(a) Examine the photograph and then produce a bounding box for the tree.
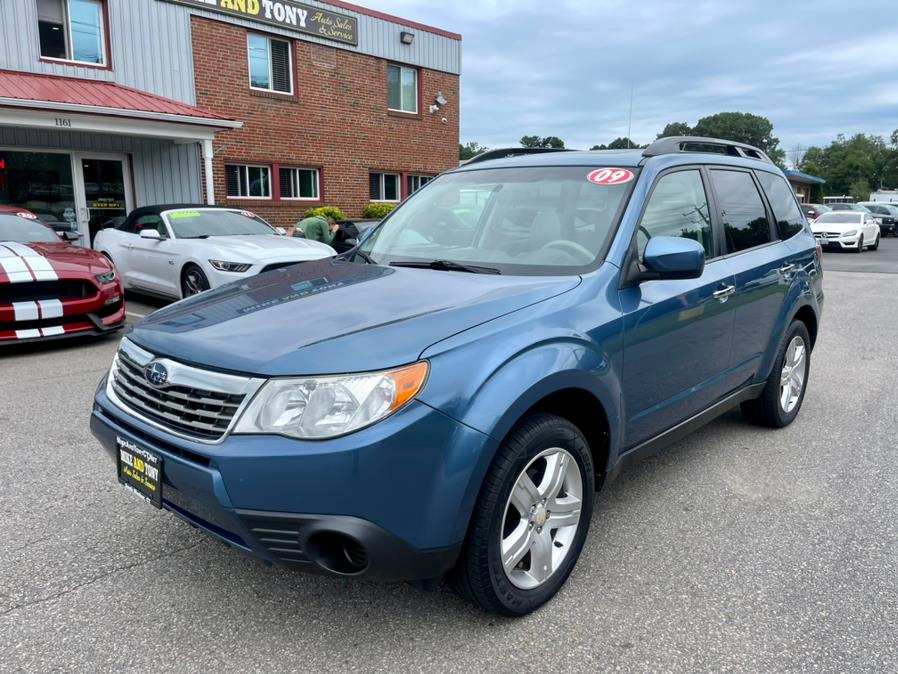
[520,135,565,149]
[656,122,692,139]
[850,179,872,202]
[591,137,638,150]
[691,112,786,166]
[459,142,488,161]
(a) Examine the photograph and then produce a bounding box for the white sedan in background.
[810,211,880,252]
[94,206,335,298]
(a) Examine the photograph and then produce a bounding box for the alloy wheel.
[500,448,583,590]
[184,270,207,296]
[780,335,807,414]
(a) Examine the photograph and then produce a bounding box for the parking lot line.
[126,311,147,319]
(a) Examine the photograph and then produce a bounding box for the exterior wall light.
[400,31,415,45]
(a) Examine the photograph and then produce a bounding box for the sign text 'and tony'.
[163,0,358,45]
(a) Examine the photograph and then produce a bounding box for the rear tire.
[181,264,210,298]
[871,234,880,251]
[741,320,811,428]
[450,413,594,616]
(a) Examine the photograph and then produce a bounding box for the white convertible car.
[93,205,335,298]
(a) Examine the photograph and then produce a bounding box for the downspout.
[202,139,215,205]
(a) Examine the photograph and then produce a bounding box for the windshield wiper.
[338,249,377,265]
[390,259,501,275]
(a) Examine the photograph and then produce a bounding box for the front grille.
[0,280,93,302]
[110,345,252,442]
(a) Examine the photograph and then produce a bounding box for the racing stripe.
[12,301,39,322]
[41,326,65,337]
[0,254,34,283]
[15,329,41,340]
[38,299,64,319]
[0,242,59,281]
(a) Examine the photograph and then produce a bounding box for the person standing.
[288,215,339,244]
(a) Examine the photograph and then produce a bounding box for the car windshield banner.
[161,0,358,45]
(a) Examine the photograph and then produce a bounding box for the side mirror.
[59,230,80,242]
[642,236,706,281]
[139,229,162,240]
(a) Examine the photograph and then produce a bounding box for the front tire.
[181,264,210,298]
[450,413,594,616]
[741,320,811,428]
[855,235,864,253]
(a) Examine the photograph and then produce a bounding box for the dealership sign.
[163,0,358,45]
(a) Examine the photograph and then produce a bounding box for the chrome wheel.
[501,448,583,590]
[780,335,807,414]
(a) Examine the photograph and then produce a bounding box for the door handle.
[780,264,796,275]
[713,285,736,302]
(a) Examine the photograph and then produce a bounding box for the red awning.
[0,70,237,128]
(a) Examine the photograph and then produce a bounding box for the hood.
[129,259,580,376]
[196,235,334,262]
[0,240,113,279]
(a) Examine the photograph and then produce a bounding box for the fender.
[755,272,820,384]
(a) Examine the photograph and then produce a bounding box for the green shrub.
[362,203,397,220]
[303,206,347,221]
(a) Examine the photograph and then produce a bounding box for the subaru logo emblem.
[145,361,169,387]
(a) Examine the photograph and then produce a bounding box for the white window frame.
[38,0,108,67]
[226,164,272,200]
[247,33,294,95]
[387,64,418,114]
[370,172,401,203]
[280,167,320,201]
[407,175,433,194]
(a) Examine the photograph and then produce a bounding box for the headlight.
[95,269,116,284]
[234,361,429,439]
[842,230,857,237]
[209,260,252,273]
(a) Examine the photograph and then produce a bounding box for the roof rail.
[462,147,571,166]
[642,136,773,164]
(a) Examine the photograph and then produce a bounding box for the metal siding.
[0,0,460,105]
[0,127,202,205]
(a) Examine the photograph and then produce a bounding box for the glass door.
[73,154,132,247]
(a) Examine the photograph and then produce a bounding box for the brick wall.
[191,16,460,225]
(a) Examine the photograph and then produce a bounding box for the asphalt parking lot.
[2,267,897,672]
[822,233,898,273]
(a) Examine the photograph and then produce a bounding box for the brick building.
[0,0,462,243]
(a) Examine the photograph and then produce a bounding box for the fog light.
[104,294,121,306]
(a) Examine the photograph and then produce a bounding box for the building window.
[280,168,319,200]
[407,175,433,195]
[247,34,292,94]
[226,164,271,199]
[370,172,401,202]
[387,64,418,113]
[37,0,107,65]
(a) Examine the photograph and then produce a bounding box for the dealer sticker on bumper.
[116,436,162,509]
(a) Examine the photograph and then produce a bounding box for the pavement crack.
[0,539,204,618]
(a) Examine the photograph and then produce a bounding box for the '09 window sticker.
[587,168,634,186]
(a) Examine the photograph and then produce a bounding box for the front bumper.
[816,234,862,249]
[0,281,125,344]
[91,386,495,581]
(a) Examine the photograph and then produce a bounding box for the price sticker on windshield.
[16,212,38,220]
[240,211,256,219]
[587,168,635,186]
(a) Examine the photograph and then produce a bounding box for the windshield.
[164,209,275,238]
[360,166,635,275]
[816,212,862,224]
[0,213,61,243]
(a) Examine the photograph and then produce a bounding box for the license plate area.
[117,436,163,509]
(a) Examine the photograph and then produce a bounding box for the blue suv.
[91,137,823,616]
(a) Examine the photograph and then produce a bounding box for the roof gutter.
[0,97,242,129]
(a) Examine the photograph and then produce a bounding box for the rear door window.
[710,170,773,253]
[756,171,805,240]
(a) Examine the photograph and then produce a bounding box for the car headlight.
[234,361,429,439]
[95,269,116,285]
[842,230,857,237]
[209,260,252,273]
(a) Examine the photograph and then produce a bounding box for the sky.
[353,0,898,164]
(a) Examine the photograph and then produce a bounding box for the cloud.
[353,0,898,153]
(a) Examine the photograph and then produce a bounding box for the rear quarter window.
[756,171,806,239]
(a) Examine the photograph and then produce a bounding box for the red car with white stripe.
[0,206,125,344]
